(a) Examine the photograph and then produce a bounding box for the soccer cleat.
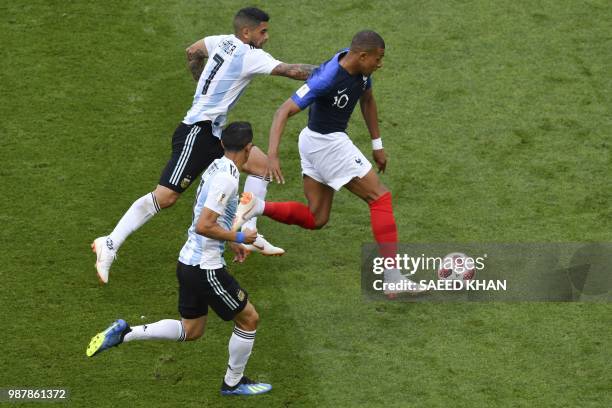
[86,319,130,357]
[91,236,117,284]
[221,376,272,396]
[383,269,428,299]
[232,192,261,232]
[243,234,285,256]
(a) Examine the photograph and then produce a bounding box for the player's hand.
[267,154,285,184]
[241,228,258,245]
[373,149,387,173]
[229,242,250,263]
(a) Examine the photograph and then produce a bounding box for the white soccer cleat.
[243,234,285,256]
[383,268,428,299]
[91,236,117,284]
[232,192,261,232]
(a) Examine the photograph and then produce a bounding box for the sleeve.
[203,35,224,55]
[365,76,372,90]
[243,49,283,75]
[290,71,331,110]
[203,173,238,215]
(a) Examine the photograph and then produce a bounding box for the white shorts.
[298,127,372,191]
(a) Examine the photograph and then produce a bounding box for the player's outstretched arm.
[271,63,317,81]
[185,39,209,81]
[360,89,387,173]
[196,208,257,244]
[268,98,302,183]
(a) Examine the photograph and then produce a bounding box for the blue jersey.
[291,49,372,134]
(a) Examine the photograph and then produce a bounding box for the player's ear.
[220,140,226,150]
[240,26,250,40]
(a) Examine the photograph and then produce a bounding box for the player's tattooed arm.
[271,63,317,80]
[186,39,209,81]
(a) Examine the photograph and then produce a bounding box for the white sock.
[123,319,185,342]
[108,192,160,250]
[242,176,268,231]
[224,326,256,386]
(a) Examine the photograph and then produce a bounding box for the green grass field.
[1,0,610,406]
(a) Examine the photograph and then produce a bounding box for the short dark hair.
[221,122,253,152]
[233,7,269,32]
[350,30,385,53]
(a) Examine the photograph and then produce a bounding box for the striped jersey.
[183,34,282,137]
[178,156,240,269]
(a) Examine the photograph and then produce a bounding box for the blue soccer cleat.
[221,376,272,396]
[86,319,130,357]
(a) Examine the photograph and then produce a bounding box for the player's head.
[233,7,270,49]
[221,122,254,169]
[349,30,385,75]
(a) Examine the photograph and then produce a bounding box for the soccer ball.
[437,252,475,281]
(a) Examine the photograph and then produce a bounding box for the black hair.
[233,7,270,32]
[350,30,385,53]
[221,122,253,152]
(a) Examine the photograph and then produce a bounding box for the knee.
[184,326,204,341]
[237,309,259,332]
[247,309,260,330]
[366,185,390,204]
[154,188,180,209]
[313,215,329,229]
[309,208,329,229]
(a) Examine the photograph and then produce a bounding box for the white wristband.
[371,138,383,150]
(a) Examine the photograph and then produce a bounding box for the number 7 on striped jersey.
[201,54,225,95]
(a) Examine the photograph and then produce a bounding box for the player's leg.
[92,121,222,283]
[240,146,284,256]
[345,169,395,257]
[234,126,336,231]
[86,261,210,357]
[221,301,271,396]
[86,317,194,357]
[123,316,206,342]
[91,187,163,283]
[224,301,259,386]
[202,267,270,395]
[241,146,269,231]
[345,170,426,295]
[234,175,334,231]
[302,175,335,228]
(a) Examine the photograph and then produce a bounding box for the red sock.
[369,192,398,261]
[263,201,317,230]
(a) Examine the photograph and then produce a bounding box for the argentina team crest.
[236,289,245,302]
[180,176,192,189]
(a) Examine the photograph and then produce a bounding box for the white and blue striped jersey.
[178,156,240,269]
[183,34,282,137]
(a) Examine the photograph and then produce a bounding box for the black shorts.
[176,262,248,321]
[159,121,224,193]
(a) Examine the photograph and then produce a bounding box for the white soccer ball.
[437,252,475,281]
